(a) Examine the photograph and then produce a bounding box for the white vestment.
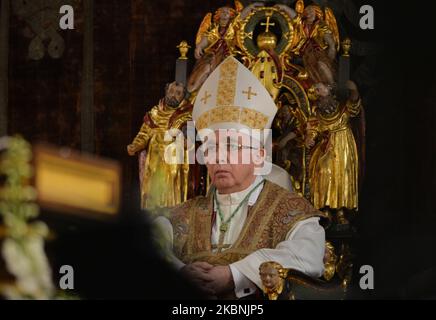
[154,176,325,298]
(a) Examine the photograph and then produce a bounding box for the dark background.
[3,0,436,298]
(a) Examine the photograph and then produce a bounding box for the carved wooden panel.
[11,0,78,60]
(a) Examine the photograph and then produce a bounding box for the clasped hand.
[181,262,234,297]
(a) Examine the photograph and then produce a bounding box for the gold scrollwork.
[237,6,295,60]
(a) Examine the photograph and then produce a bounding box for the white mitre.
[193,56,278,132]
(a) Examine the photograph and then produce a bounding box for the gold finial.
[177,41,191,60]
[295,0,305,15]
[341,38,352,57]
[257,31,278,50]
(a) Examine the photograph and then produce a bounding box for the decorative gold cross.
[212,223,232,253]
[201,91,211,104]
[242,86,257,100]
[261,16,275,32]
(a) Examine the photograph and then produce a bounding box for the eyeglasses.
[203,142,259,154]
[202,142,260,162]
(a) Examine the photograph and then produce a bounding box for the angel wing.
[196,13,212,45]
[324,7,340,51]
[234,0,244,13]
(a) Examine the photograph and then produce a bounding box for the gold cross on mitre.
[242,86,257,100]
[201,91,211,104]
[261,14,275,32]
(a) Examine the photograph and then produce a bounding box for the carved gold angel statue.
[187,2,243,95]
[291,3,339,85]
[127,82,192,210]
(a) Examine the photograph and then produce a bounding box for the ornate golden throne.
[178,0,362,299]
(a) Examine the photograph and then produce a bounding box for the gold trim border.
[196,106,269,130]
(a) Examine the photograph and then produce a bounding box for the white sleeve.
[153,216,186,270]
[231,217,325,290]
[229,264,258,298]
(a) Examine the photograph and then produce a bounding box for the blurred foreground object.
[1,138,201,299]
[0,136,55,299]
[34,144,121,218]
[0,138,121,299]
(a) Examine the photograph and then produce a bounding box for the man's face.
[260,265,281,290]
[165,82,185,108]
[205,130,262,194]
